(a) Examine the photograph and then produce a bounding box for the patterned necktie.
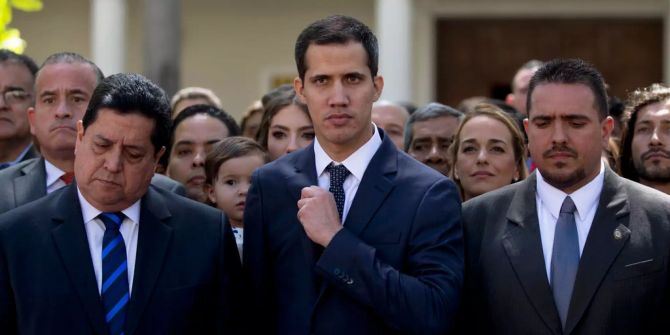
[326,163,350,221]
[550,196,579,328]
[98,212,129,335]
[60,172,74,185]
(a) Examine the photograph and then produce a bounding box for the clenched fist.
[296,186,343,247]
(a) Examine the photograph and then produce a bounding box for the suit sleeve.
[0,222,18,333]
[315,178,464,334]
[241,168,273,333]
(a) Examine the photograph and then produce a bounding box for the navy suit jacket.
[244,130,464,335]
[0,184,241,334]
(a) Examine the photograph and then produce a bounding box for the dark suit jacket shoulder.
[0,158,46,214]
[461,169,670,335]
[0,184,240,334]
[245,132,463,335]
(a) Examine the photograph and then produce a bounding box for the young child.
[205,136,268,261]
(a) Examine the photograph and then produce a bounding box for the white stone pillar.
[376,0,413,103]
[91,0,126,75]
[664,0,670,84]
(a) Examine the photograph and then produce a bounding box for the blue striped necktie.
[99,212,129,335]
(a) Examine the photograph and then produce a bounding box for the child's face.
[207,154,266,226]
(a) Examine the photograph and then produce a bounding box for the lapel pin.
[613,228,623,240]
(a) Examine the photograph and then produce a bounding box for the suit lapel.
[50,185,109,335]
[343,136,395,236]
[503,173,562,335]
[125,188,173,335]
[285,146,322,265]
[564,169,630,334]
[14,158,47,207]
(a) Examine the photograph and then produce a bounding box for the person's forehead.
[460,116,512,142]
[529,82,598,116]
[0,62,34,89]
[414,116,459,132]
[89,109,155,143]
[304,42,370,75]
[513,68,538,90]
[36,63,97,91]
[372,105,408,124]
[637,100,670,123]
[174,114,228,143]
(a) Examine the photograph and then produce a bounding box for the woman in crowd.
[256,86,314,161]
[240,100,264,139]
[449,103,528,201]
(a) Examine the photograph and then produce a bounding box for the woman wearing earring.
[448,103,528,201]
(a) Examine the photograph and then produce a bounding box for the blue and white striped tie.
[99,212,129,335]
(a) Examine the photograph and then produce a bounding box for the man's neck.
[319,124,374,162]
[640,178,670,195]
[43,150,75,172]
[0,137,32,163]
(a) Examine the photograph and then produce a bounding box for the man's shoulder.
[0,157,41,180]
[462,179,525,215]
[615,174,670,210]
[0,185,62,233]
[145,185,223,222]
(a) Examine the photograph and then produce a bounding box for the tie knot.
[560,196,576,214]
[98,212,125,231]
[326,163,350,179]
[60,172,75,185]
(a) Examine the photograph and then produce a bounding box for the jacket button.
[334,268,341,276]
[346,278,354,285]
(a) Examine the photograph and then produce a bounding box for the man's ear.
[154,146,166,164]
[294,76,306,103]
[74,120,84,154]
[27,107,37,135]
[372,75,384,102]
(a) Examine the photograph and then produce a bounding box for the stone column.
[91,0,126,75]
[376,0,413,103]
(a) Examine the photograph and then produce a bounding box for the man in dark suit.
[0,49,39,170]
[0,73,239,334]
[244,15,463,335]
[461,59,670,334]
[0,52,184,215]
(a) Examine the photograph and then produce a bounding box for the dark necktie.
[550,196,579,328]
[98,212,129,335]
[326,163,350,221]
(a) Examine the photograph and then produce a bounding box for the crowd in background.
[1,13,670,334]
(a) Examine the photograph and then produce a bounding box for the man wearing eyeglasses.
[0,50,39,170]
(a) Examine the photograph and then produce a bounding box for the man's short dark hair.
[40,52,104,83]
[526,58,609,120]
[295,15,378,81]
[404,102,463,151]
[82,73,171,153]
[0,49,38,76]
[619,83,670,181]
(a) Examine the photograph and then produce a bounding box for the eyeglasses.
[2,90,31,106]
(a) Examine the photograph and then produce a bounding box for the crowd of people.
[0,14,669,335]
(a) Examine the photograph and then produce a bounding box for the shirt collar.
[77,187,141,225]
[536,162,605,219]
[6,143,33,166]
[314,123,382,181]
[44,159,66,188]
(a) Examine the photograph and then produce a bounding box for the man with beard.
[459,59,670,334]
[620,83,670,194]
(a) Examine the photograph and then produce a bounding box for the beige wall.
[12,0,374,121]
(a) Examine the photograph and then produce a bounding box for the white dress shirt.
[77,189,140,296]
[536,162,605,281]
[44,160,68,194]
[314,124,382,223]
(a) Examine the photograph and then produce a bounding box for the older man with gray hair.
[404,102,463,176]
